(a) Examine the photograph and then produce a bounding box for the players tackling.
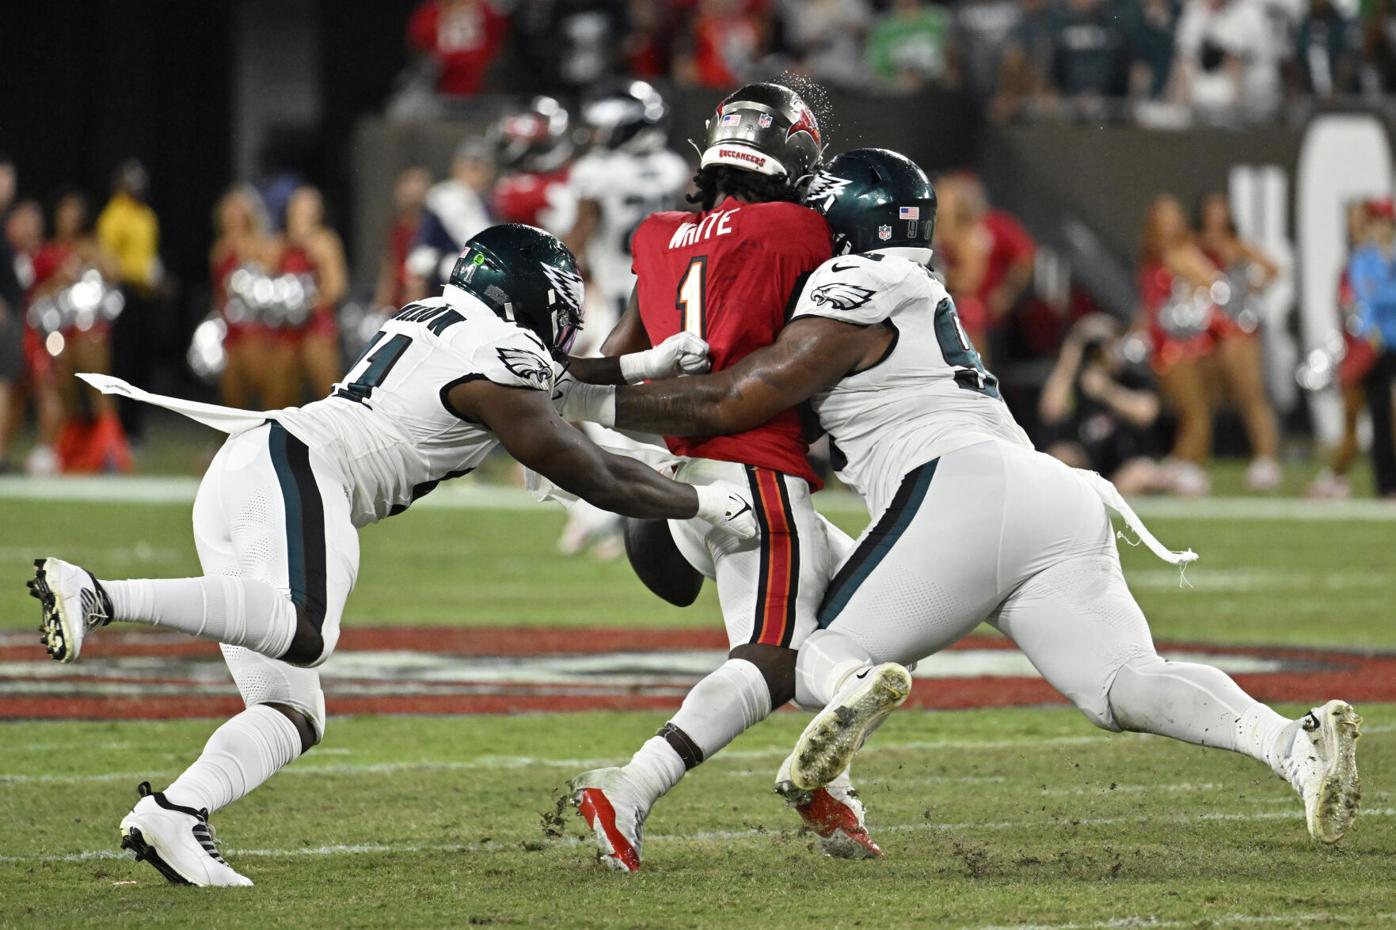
[557,148,1362,847]
[27,224,758,886]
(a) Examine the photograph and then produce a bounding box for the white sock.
[622,659,772,807]
[103,576,297,659]
[1108,656,1292,771]
[794,629,875,708]
[162,705,304,815]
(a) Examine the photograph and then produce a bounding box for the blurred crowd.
[3,77,1394,498]
[398,0,1396,122]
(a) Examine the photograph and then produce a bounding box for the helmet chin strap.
[867,246,934,265]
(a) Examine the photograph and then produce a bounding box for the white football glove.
[693,481,758,540]
[619,332,712,383]
[551,364,617,426]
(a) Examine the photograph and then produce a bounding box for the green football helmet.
[804,148,937,256]
[448,223,584,354]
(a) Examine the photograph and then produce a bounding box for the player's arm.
[562,285,708,386]
[563,197,601,261]
[447,378,736,522]
[562,316,890,437]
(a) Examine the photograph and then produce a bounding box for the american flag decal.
[899,206,920,220]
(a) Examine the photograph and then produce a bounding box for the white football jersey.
[569,148,690,308]
[275,286,554,527]
[790,252,1032,516]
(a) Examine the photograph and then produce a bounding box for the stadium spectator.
[1358,0,1396,96]
[778,0,873,88]
[1049,0,1129,112]
[96,160,161,445]
[1195,191,1282,490]
[1040,314,1170,494]
[407,0,509,98]
[374,168,431,311]
[623,0,679,78]
[933,173,1036,362]
[1171,0,1283,122]
[2,199,61,475]
[209,185,277,409]
[675,0,773,88]
[1310,201,1375,500]
[991,0,1058,120]
[34,191,130,473]
[1295,0,1356,99]
[866,0,958,91]
[1123,0,1181,98]
[271,186,346,406]
[0,154,19,472]
[1346,196,1396,498]
[512,0,630,92]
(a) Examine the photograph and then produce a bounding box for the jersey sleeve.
[568,154,609,201]
[790,254,911,326]
[467,329,555,392]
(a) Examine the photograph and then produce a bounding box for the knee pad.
[1096,653,1168,732]
[223,645,327,742]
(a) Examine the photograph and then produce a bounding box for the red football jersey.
[631,200,831,486]
[492,168,574,235]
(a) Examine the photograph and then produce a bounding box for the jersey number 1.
[676,256,707,337]
[336,333,412,403]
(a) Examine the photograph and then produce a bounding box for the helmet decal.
[787,106,821,145]
[806,171,852,211]
[540,263,584,316]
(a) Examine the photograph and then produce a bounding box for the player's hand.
[551,364,617,426]
[693,481,758,540]
[620,332,712,383]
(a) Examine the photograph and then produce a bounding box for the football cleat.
[776,755,882,859]
[28,557,112,663]
[789,663,912,791]
[1282,700,1362,844]
[118,782,253,886]
[569,767,648,872]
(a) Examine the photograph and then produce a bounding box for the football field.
[2,482,1394,929]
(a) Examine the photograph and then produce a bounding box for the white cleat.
[27,557,112,663]
[118,782,253,886]
[775,754,882,859]
[1282,700,1362,844]
[569,767,648,872]
[790,663,913,791]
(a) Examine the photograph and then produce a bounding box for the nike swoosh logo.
[855,668,870,680]
[831,262,859,273]
[729,500,753,521]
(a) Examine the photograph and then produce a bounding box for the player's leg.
[572,462,843,868]
[33,424,350,666]
[989,453,1359,842]
[789,451,1010,790]
[117,425,357,885]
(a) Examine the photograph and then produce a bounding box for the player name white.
[668,208,739,249]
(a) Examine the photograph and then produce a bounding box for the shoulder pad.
[469,328,554,392]
[791,254,911,326]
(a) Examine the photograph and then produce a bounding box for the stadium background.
[1,2,1394,928]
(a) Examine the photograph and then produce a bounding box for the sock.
[162,705,304,815]
[1108,656,1291,772]
[794,629,875,708]
[103,576,296,659]
[622,659,772,807]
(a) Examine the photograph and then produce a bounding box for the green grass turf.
[1,707,1393,929]
[1,496,1393,647]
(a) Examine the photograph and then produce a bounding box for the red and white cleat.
[776,755,882,859]
[570,767,648,872]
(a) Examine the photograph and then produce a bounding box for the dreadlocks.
[687,165,803,212]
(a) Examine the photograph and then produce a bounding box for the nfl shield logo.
[757,113,773,128]
[877,224,893,241]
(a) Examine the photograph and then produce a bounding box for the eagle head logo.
[808,281,875,311]
[497,347,554,389]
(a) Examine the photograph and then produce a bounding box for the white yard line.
[3,808,1393,866]
[3,476,1394,521]
[959,913,1396,930]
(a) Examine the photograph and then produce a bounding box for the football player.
[27,224,758,887]
[557,149,1362,847]
[562,83,888,870]
[555,81,691,559]
[490,96,578,236]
